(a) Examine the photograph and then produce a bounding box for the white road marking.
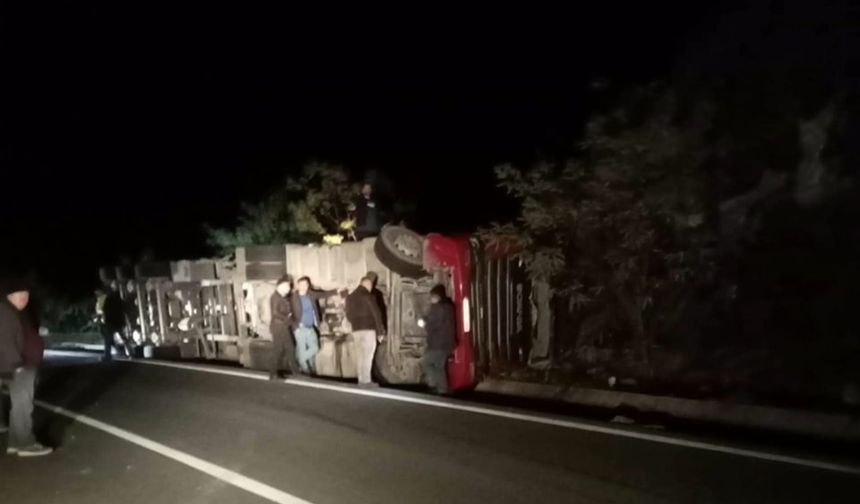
[44,349,103,357]
[34,399,315,504]
[123,358,860,476]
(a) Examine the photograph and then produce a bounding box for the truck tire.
[374,346,423,385]
[374,225,426,279]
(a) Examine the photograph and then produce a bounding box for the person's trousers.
[270,325,298,376]
[294,326,319,374]
[101,325,116,361]
[422,350,450,394]
[352,330,378,384]
[1,367,37,448]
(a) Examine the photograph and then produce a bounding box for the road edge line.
[33,399,315,504]
[123,358,860,476]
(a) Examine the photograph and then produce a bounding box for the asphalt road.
[1,353,858,504]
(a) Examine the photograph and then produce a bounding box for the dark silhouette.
[269,275,298,380]
[420,284,457,394]
[100,282,128,362]
[365,271,388,333]
[352,183,386,239]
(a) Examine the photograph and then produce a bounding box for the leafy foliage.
[207,163,359,254]
[483,87,716,363]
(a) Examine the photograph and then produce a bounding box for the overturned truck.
[103,226,551,391]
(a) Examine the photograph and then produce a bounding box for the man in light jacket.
[289,276,342,374]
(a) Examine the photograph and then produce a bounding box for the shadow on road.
[34,360,129,449]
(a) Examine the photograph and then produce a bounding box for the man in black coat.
[419,284,457,394]
[0,279,52,456]
[351,183,386,239]
[101,281,128,361]
[364,271,387,333]
[346,276,386,386]
[269,275,298,380]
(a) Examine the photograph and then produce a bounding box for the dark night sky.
[0,2,821,296]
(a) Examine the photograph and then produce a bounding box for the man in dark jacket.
[269,275,298,380]
[351,183,386,239]
[419,284,457,394]
[21,302,45,370]
[101,281,128,361]
[346,276,386,386]
[289,276,342,374]
[0,292,23,384]
[122,280,141,343]
[0,280,52,457]
[365,271,387,333]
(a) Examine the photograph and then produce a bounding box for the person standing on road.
[0,280,52,457]
[364,271,387,334]
[418,285,457,395]
[21,299,45,381]
[346,276,386,387]
[269,275,298,381]
[290,276,341,375]
[350,182,386,239]
[101,281,128,361]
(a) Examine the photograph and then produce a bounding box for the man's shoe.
[16,444,53,457]
[6,447,18,455]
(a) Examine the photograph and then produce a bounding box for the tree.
[483,87,715,366]
[207,163,359,254]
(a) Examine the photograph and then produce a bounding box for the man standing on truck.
[290,276,341,375]
[0,279,52,457]
[418,285,456,394]
[346,276,386,387]
[269,275,298,380]
[350,182,385,239]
